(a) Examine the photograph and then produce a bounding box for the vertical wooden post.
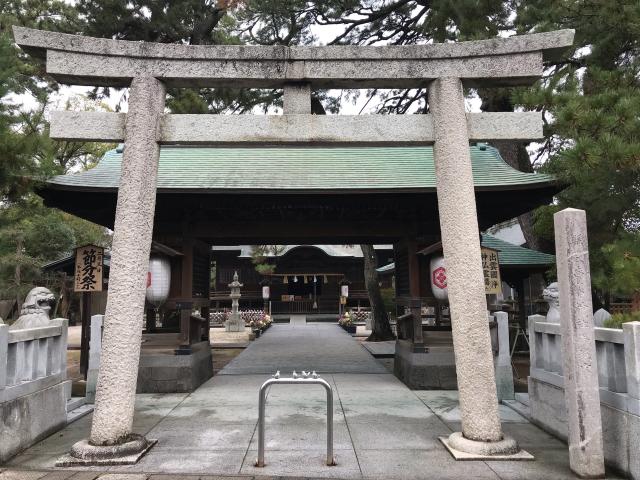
[407,240,424,347]
[180,308,192,346]
[145,307,156,332]
[516,277,527,329]
[179,238,194,345]
[201,305,210,342]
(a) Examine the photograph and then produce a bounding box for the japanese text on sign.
[74,245,104,292]
[481,247,501,295]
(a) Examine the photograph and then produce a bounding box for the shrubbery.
[604,311,640,329]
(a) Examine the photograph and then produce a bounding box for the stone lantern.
[225,271,244,332]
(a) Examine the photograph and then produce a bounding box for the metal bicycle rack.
[255,370,336,467]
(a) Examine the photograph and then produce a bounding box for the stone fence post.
[623,321,640,411]
[494,311,514,401]
[86,314,104,404]
[623,321,640,478]
[554,207,604,478]
[0,324,7,391]
[528,314,545,372]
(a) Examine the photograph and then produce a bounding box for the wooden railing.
[210,289,261,300]
[271,300,315,314]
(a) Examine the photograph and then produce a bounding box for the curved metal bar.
[255,374,335,467]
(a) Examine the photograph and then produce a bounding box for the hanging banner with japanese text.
[74,245,104,292]
[481,247,501,294]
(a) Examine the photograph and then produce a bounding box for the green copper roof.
[46,145,555,193]
[481,234,555,267]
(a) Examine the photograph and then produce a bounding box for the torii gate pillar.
[431,78,519,456]
[60,77,166,464]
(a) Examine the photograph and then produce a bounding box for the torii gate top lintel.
[13,26,574,89]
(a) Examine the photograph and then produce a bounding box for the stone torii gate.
[13,26,573,463]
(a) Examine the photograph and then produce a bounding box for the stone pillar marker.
[430,77,517,456]
[65,76,166,463]
[494,311,515,400]
[554,208,605,478]
[86,314,104,404]
[623,321,640,405]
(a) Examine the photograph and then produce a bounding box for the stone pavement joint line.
[2,324,625,479]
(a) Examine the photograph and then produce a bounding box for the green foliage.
[0,2,114,307]
[604,311,640,330]
[0,197,111,302]
[249,245,284,276]
[595,235,640,297]
[513,0,640,300]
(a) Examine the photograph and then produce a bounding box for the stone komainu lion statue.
[542,282,560,324]
[9,287,57,330]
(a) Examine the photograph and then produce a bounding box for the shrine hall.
[37,143,559,392]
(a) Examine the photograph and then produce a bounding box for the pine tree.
[515,0,640,307]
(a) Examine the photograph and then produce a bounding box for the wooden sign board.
[481,247,501,295]
[74,245,104,292]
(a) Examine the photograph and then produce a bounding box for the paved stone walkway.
[2,324,623,479]
[220,323,387,375]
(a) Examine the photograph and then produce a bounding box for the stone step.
[502,397,531,421]
[515,392,530,406]
[67,403,94,424]
[66,396,86,412]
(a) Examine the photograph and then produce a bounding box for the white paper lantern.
[430,255,448,302]
[146,255,171,307]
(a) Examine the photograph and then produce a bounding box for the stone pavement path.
[3,324,624,479]
[219,323,388,375]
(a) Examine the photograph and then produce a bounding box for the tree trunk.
[632,291,640,313]
[361,244,394,341]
